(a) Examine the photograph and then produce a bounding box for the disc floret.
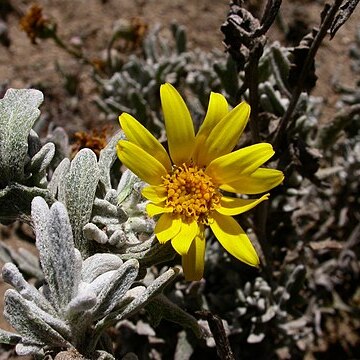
[162,163,221,224]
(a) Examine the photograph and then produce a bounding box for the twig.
[52,32,95,69]
[254,0,282,37]
[196,311,235,360]
[254,201,274,284]
[247,42,263,143]
[273,0,343,151]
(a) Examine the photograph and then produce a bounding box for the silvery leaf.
[28,129,42,158]
[104,189,118,206]
[86,271,118,296]
[91,259,139,319]
[29,142,55,175]
[49,158,70,199]
[65,291,97,315]
[108,230,126,247]
[81,253,123,283]
[120,240,175,268]
[4,289,70,347]
[0,88,43,187]
[118,267,179,319]
[98,130,125,192]
[64,149,100,256]
[31,197,77,310]
[15,343,43,356]
[117,169,138,204]
[2,263,56,316]
[83,223,109,244]
[0,328,21,345]
[93,198,118,218]
[99,286,146,323]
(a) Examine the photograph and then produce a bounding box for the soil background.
[0,0,359,131]
[0,0,359,358]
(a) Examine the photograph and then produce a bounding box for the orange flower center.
[162,163,221,224]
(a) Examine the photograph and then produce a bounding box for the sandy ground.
[0,1,359,130]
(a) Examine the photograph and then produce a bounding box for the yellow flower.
[116,83,284,281]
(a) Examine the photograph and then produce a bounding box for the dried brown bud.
[19,4,55,44]
[71,126,113,158]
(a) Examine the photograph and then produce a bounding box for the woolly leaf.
[0,328,21,345]
[48,157,70,198]
[118,267,179,320]
[0,89,43,187]
[29,142,55,175]
[65,291,97,315]
[28,129,42,158]
[2,263,56,316]
[117,169,139,204]
[98,130,125,192]
[86,271,118,296]
[81,253,123,283]
[64,149,100,256]
[15,344,43,356]
[31,197,78,310]
[93,198,118,218]
[4,289,69,347]
[83,223,109,244]
[91,259,139,319]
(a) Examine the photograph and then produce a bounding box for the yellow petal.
[182,229,206,281]
[141,185,167,203]
[209,212,259,267]
[205,143,275,184]
[198,101,250,166]
[220,168,284,194]
[154,213,182,244]
[171,220,198,256]
[217,194,269,216]
[117,140,167,185]
[160,83,195,165]
[119,113,172,172]
[146,203,173,217]
[192,92,228,164]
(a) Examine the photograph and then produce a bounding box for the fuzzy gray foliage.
[95,25,323,148]
[0,88,43,186]
[81,134,176,269]
[94,23,226,131]
[1,197,196,358]
[59,148,100,256]
[0,89,55,223]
